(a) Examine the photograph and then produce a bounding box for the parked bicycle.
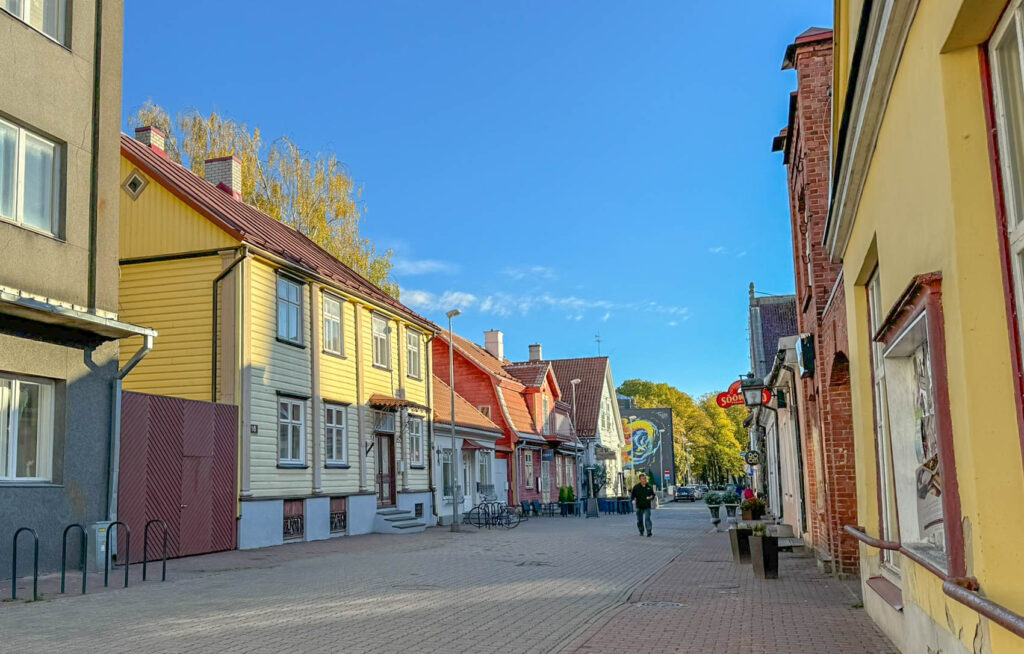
[465,501,520,529]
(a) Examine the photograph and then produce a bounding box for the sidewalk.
[565,521,897,654]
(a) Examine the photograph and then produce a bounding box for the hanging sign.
[716,380,744,408]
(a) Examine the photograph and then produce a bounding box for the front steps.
[373,508,427,534]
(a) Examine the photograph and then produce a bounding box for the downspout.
[211,247,247,402]
[425,334,437,521]
[354,302,367,491]
[783,363,809,535]
[107,333,155,522]
[310,282,322,495]
[87,0,103,310]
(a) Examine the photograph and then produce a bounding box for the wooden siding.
[119,256,226,400]
[248,260,313,497]
[119,157,237,259]
[319,294,360,494]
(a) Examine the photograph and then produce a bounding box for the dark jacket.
[631,482,656,510]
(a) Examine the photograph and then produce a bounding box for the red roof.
[545,357,610,438]
[432,376,502,434]
[121,134,435,332]
[502,361,550,387]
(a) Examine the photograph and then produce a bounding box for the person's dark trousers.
[636,508,652,535]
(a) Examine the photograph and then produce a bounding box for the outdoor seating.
[519,502,531,519]
[531,500,543,516]
[540,502,557,517]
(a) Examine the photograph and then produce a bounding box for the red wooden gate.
[119,391,237,563]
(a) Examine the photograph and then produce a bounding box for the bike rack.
[104,521,131,588]
[60,524,88,595]
[142,519,169,582]
[11,527,39,601]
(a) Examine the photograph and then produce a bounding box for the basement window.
[122,171,148,200]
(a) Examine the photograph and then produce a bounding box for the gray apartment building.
[0,1,154,579]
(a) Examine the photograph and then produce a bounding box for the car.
[674,486,700,502]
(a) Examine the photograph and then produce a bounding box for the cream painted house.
[117,129,437,549]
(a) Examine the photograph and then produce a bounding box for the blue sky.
[122,2,832,398]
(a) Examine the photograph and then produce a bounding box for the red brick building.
[772,27,859,575]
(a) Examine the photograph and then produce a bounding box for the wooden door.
[376,433,395,507]
[180,455,213,556]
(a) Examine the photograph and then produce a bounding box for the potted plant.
[750,524,779,579]
[741,496,766,521]
[729,521,753,564]
[720,492,741,518]
[704,492,721,525]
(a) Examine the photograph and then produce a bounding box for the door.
[179,455,214,556]
[376,433,395,507]
[541,458,551,502]
[463,450,475,509]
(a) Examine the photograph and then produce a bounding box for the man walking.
[631,473,656,537]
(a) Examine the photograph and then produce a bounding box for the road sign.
[744,451,762,466]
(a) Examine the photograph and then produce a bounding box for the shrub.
[741,497,766,512]
[704,491,721,505]
[720,492,741,505]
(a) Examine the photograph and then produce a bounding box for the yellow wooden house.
[117,127,437,548]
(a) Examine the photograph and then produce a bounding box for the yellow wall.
[119,158,236,259]
[837,1,1024,652]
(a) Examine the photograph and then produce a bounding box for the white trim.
[0,373,55,482]
[276,275,303,344]
[278,396,306,464]
[371,313,391,369]
[324,402,347,465]
[0,116,61,237]
[826,0,921,261]
[321,293,344,356]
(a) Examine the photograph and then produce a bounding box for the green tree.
[128,101,398,297]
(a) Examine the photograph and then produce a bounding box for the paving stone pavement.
[0,504,895,653]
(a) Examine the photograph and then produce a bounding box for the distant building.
[747,285,797,379]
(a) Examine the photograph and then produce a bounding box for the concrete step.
[779,537,807,552]
[768,523,796,538]
[373,509,427,535]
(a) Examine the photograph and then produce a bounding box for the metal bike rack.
[142,519,169,582]
[11,527,39,601]
[60,524,88,595]
[103,521,131,588]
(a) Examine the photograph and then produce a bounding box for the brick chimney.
[529,343,542,362]
[484,330,504,361]
[204,155,242,201]
[134,126,166,157]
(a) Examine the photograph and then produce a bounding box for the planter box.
[724,504,739,518]
[751,535,779,579]
[707,505,721,523]
[741,508,766,521]
[729,526,752,564]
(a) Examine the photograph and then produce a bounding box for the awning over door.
[368,393,428,411]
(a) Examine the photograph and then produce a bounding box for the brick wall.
[780,33,859,576]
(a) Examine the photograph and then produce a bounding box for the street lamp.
[740,373,767,407]
[446,309,461,532]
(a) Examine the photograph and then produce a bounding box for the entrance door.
[376,433,395,507]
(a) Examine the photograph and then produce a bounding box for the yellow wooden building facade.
[117,129,436,548]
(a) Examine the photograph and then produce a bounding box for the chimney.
[204,155,242,201]
[529,343,543,362]
[484,330,504,361]
[134,126,166,157]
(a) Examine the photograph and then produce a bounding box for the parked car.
[675,486,701,502]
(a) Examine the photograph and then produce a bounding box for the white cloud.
[503,265,558,281]
[668,321,678,327]
[475,291,688,322]
[708,246,726,254]
[736,251,748,258]
[601,312,611,322]
[400,288,477,310]
[392,258,460,275]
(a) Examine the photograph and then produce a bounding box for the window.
[322,294,343,355]
[278,397,305,464]
[477,450,492,494]
[556,456,563,487]
[283,499,304,540]
[414,502,423,518]
[324,403,347,465]
[542,396,550,434]
[524,451,534,488]
[276,276,302,344]
[867,271,900,571]
[122,170,148,200]
[329,497,347,534]
[477,405,491,419]
[372,314,390,368]
[406,329,422,378]
[0,118,61,236]
[566,459,574,488]
[407,416,424,467]
[0,374,54,481]
[2,0,66,43]
[440,448,455,498]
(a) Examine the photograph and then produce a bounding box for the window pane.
[15,382,40,478]
[0,123,15,220]
[995,17,1024,230]
[291,424,301,461]
[325,427,334,461]
[279,424,288,459]
[279,401,288,420]
[291,403,301,421]
[4,1,23,19]
[22,134,55,233]
[0,379,10,478]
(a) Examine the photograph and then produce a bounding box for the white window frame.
[524,450,534,488]
[322,293,343,356]
[440,448,454,499]
[278,397,305,465]
[406,328,422,379]
[1,0,67,44]
[556,456,563,487]
[372,314,391,369]
[407,416,424,467]
[477,450,492,490]
[0,117,62,236]
[0,374,55,482]
[276,275,303,345]
[324,403,347,465]
[867,271,901,574]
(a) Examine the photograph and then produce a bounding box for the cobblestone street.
[0,504,894,653]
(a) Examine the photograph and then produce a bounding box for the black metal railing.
[143,519,169,582]
[104,521,131,588]
[60,524,87,595]
[11,527,39,601]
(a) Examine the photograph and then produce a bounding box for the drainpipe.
[87,0,103,310]
[107,333,155,522]
[424,335,437,521]
[310,282,322,495]
[211,247,247,402]
[354,302,367,491]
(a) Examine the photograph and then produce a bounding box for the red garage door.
[118,391,237,563]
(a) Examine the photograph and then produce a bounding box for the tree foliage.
[617,379,748,485]
[127,101,398,297]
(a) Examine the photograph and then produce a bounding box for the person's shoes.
[638,531,644,537]
[647,532,652,537]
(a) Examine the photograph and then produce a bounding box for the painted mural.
[621,407,676,486]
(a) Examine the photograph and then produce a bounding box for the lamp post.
[447,309,461,532]
[570,378,581,500]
